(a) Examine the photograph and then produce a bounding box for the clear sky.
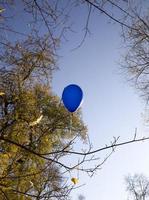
[2,1,149,200]
[52,4,149,200]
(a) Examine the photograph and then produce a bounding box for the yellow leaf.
[11,145,18,153]
[71,177,79,184]
[0,8,5,13]
[29,115,43,126]
[0,92,5,96]
[3,154,9,159]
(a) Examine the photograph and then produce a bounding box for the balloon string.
[77,164,79,179]
[69,113,80,182]
[69,113,73,135]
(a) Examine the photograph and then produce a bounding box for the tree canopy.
[0,61,87,199]
[125,174,149,200]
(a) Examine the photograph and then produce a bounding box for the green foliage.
[0,73,87,199]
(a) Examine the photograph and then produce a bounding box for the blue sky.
[52,4,149,200]
[3,1,149,199]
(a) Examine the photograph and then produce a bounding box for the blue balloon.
[62,84,83,112]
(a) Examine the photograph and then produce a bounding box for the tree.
[0,1,144,49]
[125,174,149,200]
[0,58,87,199]
[122,4,149,101]
[0,30,87,199]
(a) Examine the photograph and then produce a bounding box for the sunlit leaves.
[0,82,87,199]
